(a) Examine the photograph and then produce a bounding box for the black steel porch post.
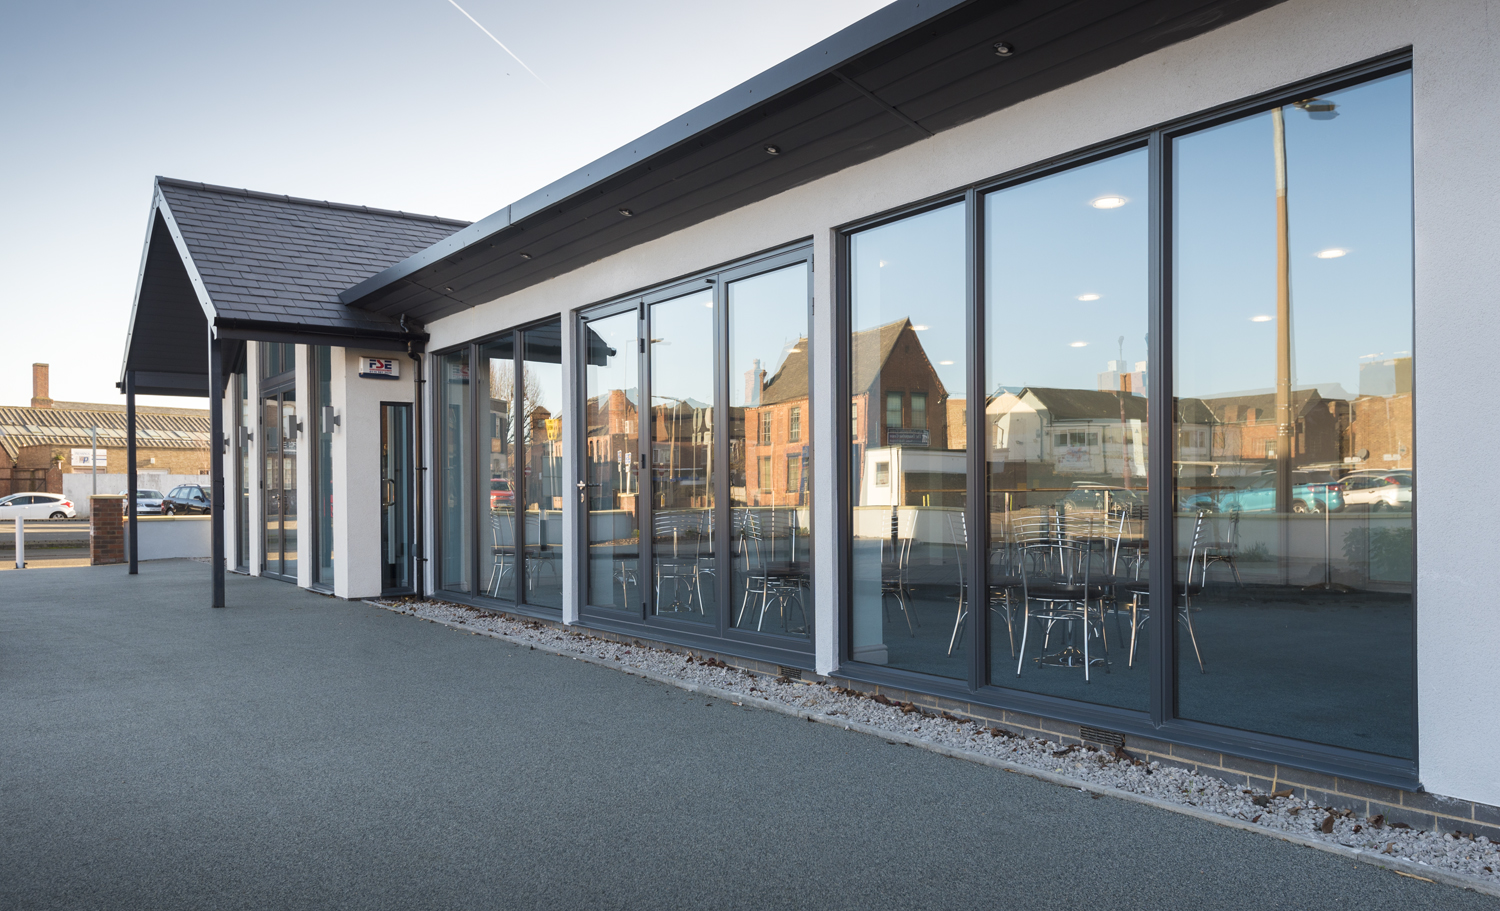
[209,330,226,608]
[126,370,139,575]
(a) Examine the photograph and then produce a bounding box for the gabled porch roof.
[120,178,468,396]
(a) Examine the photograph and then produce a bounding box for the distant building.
[0,364,210,496]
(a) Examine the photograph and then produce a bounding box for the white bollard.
[14,516,24,569]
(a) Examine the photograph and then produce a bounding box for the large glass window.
[1171,71,1414,758]
[437,349,472,593]
[985,148,1149,708]
[260,345,297,580]
[840,65,1413,765]
[314,346,334,586]
[729,262,811,636]
[584,309,641,610]
[847,203,968,678]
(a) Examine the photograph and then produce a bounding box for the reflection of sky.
[650,288,715,407]
[851,203,967,393]
[987,149,1148,392]
[729,263,810,406]
[585,309,638,405]
[1175,72,1413,400]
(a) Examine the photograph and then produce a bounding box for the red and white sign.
[359,357,400,379]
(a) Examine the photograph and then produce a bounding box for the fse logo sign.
[359,358,400,379]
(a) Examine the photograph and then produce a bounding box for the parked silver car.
[118,489,166,515]
[1337,470,1412,510]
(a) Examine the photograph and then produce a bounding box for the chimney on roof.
[31,363,52,409]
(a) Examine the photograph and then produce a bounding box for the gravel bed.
[374,596,1500,890]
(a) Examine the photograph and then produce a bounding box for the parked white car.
[118,489,166,515]
[1337,469,1412,510]
[0,492,78,520]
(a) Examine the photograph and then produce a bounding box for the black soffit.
[341,0,1284,322]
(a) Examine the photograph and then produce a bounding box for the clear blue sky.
[0,0,889,408]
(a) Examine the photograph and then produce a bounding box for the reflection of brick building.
[1174,390,1346,466]
[584,388,638,509]
[0,364,210,496]
[744,337,812,507]
[1345,393,1413,471]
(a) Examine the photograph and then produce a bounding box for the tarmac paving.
[2,560,1493,911]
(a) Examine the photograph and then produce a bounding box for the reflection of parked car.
[0,492,77,519]
[1338,470,1411,510]
[162,485,211,515]
[1059,484,1146,518]
[490,477,514,510]
[1186,472,1344,514]
[118,489,166,515]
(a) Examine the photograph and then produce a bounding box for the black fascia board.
[337,0,973,309]
[213,317,427,353]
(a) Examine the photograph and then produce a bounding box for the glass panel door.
[522,322,565,608]
[583,309,641,611]
[728,263,811,636]
[481,336,517,600]
[437,350,472,594]
[281,391,298,579]
[381,403,412,593]
[236,372,249,571]
[647,289,716,624]
[262,391,283,576]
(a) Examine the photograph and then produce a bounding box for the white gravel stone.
[373,596,1500,887]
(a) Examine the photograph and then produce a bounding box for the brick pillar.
[46,465,63,494]
[90,496,126,565]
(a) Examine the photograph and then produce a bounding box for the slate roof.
[1024,387,1150,422]
[156,178,469,335]
[0,405,210,461]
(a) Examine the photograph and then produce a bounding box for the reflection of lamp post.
[1272,97,1336,516]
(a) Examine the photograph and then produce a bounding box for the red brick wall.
[90,496,125,565]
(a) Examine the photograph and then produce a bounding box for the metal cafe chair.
[654,510,706,615]
[1115,510,1208,672]
[1201,508,1244,587]
[736,511,808,633]
[1013,522,1113,682]
[487,512,519,598]
[880,515,916,637]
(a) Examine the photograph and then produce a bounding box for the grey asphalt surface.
[1,560,1490,911]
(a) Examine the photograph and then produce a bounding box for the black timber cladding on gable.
[155,178,469,338]
[340,0,1283,322]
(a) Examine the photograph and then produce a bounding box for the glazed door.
[380,403,413,593]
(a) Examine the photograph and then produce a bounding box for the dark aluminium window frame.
[573,240,817,669]
[310,345,334,594]
[833,50,1418,790]
[430,315,564,621]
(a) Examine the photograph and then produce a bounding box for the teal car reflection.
[1185,473,1344,514]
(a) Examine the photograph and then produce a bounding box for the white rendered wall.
[420,0,1500,805]
[332,348,417,599]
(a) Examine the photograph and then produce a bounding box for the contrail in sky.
[444,0,548,86]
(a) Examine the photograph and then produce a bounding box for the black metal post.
[126,370,139,575]
[209,330,226,608]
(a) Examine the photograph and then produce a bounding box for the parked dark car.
[162,485,211,515]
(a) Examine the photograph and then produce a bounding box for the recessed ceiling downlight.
[1077,293,1101,301]
[1090,195,1127,209]
[1316,248,1348,259]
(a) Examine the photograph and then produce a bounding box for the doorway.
[381,403,413,594]
[260,343,298,581]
